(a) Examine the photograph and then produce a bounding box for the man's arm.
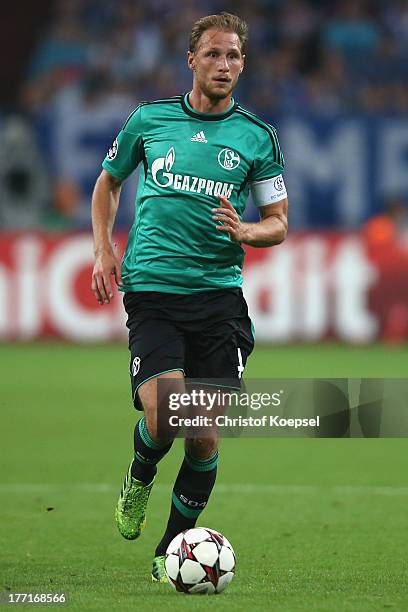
[91,169,123,304]
[212,196,288,247]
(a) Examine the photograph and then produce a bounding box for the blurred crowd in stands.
[1,0,407,231]
[22,0,408,116]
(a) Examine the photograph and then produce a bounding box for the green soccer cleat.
[151,555,168,583]
[114,462,154,540]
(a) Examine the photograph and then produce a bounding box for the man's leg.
[115,372,184,541]
[151,290,253,580]
[131,372,185,483]
[154,434,219,559]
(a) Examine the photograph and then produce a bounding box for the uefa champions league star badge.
[107,138,118,160]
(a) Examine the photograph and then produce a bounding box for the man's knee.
[185,436,218,459]
[138,372,184,444]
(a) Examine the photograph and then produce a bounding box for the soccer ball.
[165,527,236,594]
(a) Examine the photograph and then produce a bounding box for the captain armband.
[249,174,287,207]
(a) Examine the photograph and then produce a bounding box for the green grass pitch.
[1,343,408,611]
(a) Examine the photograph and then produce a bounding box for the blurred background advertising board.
[0,232,407,342]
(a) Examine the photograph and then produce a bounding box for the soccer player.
[91,12,288,583]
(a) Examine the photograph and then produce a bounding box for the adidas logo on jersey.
[191,130,207,143]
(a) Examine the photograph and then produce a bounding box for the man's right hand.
[91,247,122,305]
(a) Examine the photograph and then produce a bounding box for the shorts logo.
[237,347,244,379]
[132,356,141,376]
[218,148,240,171]
[107,138,118,160]
[274,176,284,191]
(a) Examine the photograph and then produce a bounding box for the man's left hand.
[212,196,246,242]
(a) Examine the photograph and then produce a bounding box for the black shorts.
[124,288,255,410]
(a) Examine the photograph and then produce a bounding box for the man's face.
[188,29,245,100]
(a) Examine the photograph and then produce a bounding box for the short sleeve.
[102,106,144,181]
[250,126,284,183]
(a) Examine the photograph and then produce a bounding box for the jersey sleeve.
[249,126,286,207]
[250,125,284,183]
[102,106,144,181]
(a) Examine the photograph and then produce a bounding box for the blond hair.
[189,12,248,54]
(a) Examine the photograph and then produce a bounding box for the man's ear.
[187,51,195,71]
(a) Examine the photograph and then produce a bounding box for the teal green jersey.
[102,93,284,294]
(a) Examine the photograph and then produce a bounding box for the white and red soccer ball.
[165,527,236,594]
